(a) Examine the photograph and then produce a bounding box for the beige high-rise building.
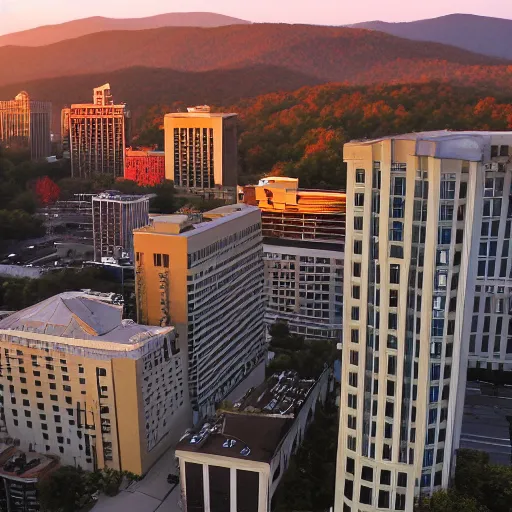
[134,204,266,422]
[0,291,190,476]
[164,106,238,189]
[335,131,512,512]
[62,84,127,179]
[0,91,51,159]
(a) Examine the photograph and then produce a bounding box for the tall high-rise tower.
[0,91,51,159]
[62,84,127,178]
[335,131,512,512]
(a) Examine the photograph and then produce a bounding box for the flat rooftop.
[93,190,151,203]
[0,291,170,345]
[176,413,291,463]
[136,204,259,237]
[165,112,237,119]
[177,371,320,463]
[0,446,57,481]
[346,130,512,162]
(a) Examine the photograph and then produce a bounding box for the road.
[460,383,512,465]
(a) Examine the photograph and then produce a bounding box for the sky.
[0,0,511,35]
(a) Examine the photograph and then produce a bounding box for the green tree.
[38,466,86,512]
[420,490,488,512]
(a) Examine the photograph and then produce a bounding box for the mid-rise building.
[133,204,266,421]
[62,84,127,178]
[242,177,345,341]
[176,369,329,512]
[335,131,512,512]
[0,447,58,512]
[0,291,190,476]
[125,147,165,186]
[0,91,51,159]
[92,190,150,263]
[164,106,237,190]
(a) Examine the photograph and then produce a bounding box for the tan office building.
[164,106,238,189]
[0,291,190,476]
[134,204,266,422]
[335,131,512,512]
[0,91,51,159]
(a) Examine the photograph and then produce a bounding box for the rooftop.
[136,204,259,237]
[176,413,291,463]
[0,291,169,345]
[0,446,57,481]
[165,110,237,119]
[176,371,319,463]
[346,130,512,162]
[93,190,151,203]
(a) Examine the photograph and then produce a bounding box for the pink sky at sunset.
[0,0,511,35]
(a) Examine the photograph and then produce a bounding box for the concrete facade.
[164,107,238,189]
[335,131,512,512]
[134,205,266,421]
[62,84,127,179]
[0,292,191,476]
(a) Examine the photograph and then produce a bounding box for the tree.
[38,466,86,512]
[420,490,488,512]
[35,176,60,206]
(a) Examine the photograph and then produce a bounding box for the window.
[351,329,359,343]
[359,485,372,505]
[390,264,400,284]
[353,262,361,278]
[390,221,403,241]
[352,286,360,299]
[354,217,363,230]
[355,169,365,183]
[347,436,356,451]
[361,466,373,482]
[389,290,398,308]
[388,355,397,376]
[380,470,391,485]
[348,415,357,429]
[350,351,359,366]
[393,177,406,196]
[351,307,360,321]
[349,372,358,387]
[348,394,358,409]
[397,473,407,487]
[391,198,405,218]
[354,193,365,207]
[353,240,363,255]
[346,457,355,475]
[438,227,451,245]
[378,490,390,509]
[440,180,455,199]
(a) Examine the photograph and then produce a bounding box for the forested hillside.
[136,83,512,189]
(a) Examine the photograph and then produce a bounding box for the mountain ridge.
[0,12,250,48]
[0,24,506,88]
[349,13,512,60]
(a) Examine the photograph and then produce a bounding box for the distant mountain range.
[0,23,505,89]
[349,13,512,60]
[0,12,250,47]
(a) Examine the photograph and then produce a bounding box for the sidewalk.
[91,447,181,512]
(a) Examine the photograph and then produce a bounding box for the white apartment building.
[263,240,343,340]
[335,131,512,512]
